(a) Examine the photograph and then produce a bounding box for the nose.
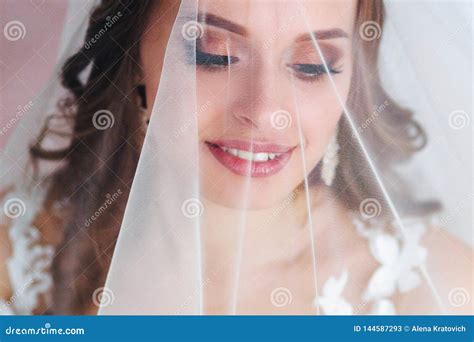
[233,95,288,130]
[230,58,292,132]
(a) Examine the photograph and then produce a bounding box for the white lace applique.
[316,270,353,315]
[353,215,429,314]
[316,213,430,315]
[0,185,54,315]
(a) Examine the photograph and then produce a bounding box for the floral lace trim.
[316,213,437,315]
[0,186,53,315]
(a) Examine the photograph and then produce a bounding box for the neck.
[200,184,328,264]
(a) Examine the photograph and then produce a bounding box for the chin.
[200,146,305,210]
[202,182,297,210]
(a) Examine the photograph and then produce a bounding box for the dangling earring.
[321,125,340,186]
[137,84,149,125]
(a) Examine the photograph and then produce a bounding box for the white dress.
[0,185,434,315]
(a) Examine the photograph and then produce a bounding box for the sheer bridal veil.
[0,0,471,315]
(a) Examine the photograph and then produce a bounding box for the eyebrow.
[198,12,247,36]
[197,12,349,41]
[296,28,350,41]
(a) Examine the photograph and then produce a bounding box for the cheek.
[195,87,224,136]
[301,101,341,165]
[195,72,242,136]
[299,70,352,162]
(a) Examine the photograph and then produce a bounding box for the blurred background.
[0,0,67,148]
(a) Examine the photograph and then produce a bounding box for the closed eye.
[288,63,341,82]
[195,49,239,69]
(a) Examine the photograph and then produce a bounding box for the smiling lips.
[206,139,295,177]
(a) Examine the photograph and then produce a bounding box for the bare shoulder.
[398,225,473,314]
[424,226,473,314]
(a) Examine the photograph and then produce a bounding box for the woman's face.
[141,0,356,209]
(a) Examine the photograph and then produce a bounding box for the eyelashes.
[195,49,240,69]
[286,63,342,82]
[187,42,342,82]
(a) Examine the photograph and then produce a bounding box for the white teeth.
[237,150,253,161]
[219,146,281,162]
[254,153,269,162]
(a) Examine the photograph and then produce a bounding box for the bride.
[0,0,472,315]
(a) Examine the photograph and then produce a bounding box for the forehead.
[197,0,357,38]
